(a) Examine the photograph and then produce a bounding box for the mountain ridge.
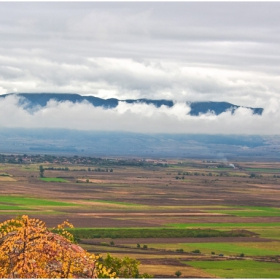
[0,93,264,116]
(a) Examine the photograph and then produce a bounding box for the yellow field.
[0,177,16,182]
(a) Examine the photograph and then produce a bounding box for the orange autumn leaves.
[0,215,115,278]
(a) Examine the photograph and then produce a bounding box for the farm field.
[184,260,280,278]
[40,177,69,182]
[0,156,280,278]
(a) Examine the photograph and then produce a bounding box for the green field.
[245,168,280,173]
[206,206,280,217]
[0,211,64,216]
[182,242,280,256]
[0,196,76,216]
[186,260,280,278]
[0,196,75,207]
[0,205,32,210]
[252,228,280,240]
[145,241,280,256]
[40,177,69,182]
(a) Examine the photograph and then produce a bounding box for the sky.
[0,2,280,134]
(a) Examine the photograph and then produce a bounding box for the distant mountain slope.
[0,93,263,116]
[0,128,274,159]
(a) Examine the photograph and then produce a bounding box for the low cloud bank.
[0,95,279,134]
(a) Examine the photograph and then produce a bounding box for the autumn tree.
[0,215,115,278]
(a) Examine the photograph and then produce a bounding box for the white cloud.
[0,55,279,109]
[0,95,279,135]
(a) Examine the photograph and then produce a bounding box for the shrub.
[176,248,184,252]
[175,270,182,277]
[191,249,201,254]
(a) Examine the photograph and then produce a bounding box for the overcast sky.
[0,2,280,134]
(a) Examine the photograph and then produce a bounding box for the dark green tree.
[39,165,44,178]
[175,270,182,277]
[101,253,152,278]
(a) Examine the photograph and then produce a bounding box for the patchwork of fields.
[0,159,280,278]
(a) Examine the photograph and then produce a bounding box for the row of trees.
[39,166,114,178]
[0,154,169,168]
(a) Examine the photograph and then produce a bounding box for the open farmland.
[0,155,280,278]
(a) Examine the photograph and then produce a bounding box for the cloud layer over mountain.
[0,94,279,134]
